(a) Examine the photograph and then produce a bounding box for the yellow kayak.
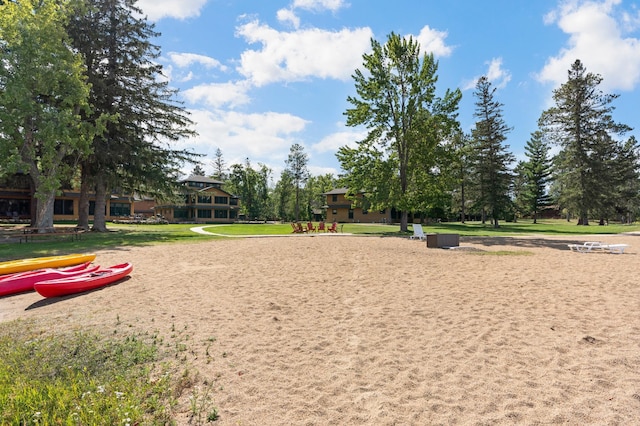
[0,253,97,275]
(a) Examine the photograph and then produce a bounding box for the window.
[110,202,131,217]
[54,199,74,215]
[332,195,338,202]
[197,195,212,204]
[214,196,228,204]
[332,209,337,215]
[348,209,354,219]
[174,208,189,219]
[0,198,30,217]
[230,198,238,206]
[214,209,228,219]
[197,209,212,219]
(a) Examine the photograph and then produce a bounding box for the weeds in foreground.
[0,320,220,425]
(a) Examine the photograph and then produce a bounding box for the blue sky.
[135,0,640,181]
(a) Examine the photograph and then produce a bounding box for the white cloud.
[462,57,512,90]
[181,109,309,166]
[136,0,208,21]
[292,0,347,12]
[411,25,454,58]
[538,0,640,91]
[277,8,301,29]
[182,81,251,108]
[311,128,368,153]
[168,52,227,71]
[236,20,373,86]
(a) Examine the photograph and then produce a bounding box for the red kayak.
[0,262,98,297]
[34,263,133,298]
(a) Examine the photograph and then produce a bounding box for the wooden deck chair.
[327,222,338,233]
[307,221,317,232]
[317,221,326,232]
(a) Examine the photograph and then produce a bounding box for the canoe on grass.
[0,262,99,297]
[0,253,97,275]
[34,263,133,298]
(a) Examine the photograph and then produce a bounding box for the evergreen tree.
[191,164,206,176]
[212,148,227,181]
[521,130,552,223]
[338,32,461,231]
[470,76,514,228]
[67,0,198,231]
[539,59,631,225]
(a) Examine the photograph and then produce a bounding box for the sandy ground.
[1,233,640,425]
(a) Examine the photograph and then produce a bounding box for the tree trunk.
[28,178,37,228]
[34,190,56,231]
[400,211,408,232]
[77,164,91,230]
[460,181,466,223]
[91,174,109,232]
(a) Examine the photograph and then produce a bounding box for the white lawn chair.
[410,224,426,240]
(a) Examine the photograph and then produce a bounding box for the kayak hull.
[0,253,97,275]
[34,263,133,298]
[0,262,98,297]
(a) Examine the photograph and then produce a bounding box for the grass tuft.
[0,320,220,425]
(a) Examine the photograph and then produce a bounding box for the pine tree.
[521,131,552,223]
[212,148,227,181]
[539,59,631,225]
[66,0,198,231]
[470,76,514,228]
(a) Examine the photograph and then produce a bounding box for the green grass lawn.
[1,219,638,261]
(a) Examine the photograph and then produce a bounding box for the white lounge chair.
[410,224,426,241]
[605,244,629,254]
[567,241,605,253]
[567,241,629,254]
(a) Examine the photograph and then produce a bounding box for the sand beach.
[1,233,639,424]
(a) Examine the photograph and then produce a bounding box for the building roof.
[323,188,349,195]
[183,175,225,185]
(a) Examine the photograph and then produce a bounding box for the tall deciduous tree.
[67,0,198,231]
[539,59,631,225]
[227,159,271,221]
[338,32,461,231]
[0,0,97,231]
[471,76,514,228]
[285,143,309,222]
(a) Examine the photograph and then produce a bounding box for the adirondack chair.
[327,221,338,233]
[307,221,317,232]
[317,221,326,232]
[294,222,307,233]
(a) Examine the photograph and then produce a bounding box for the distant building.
[154,175,240,223]
[323,188,399,223]
[0,174,133,222]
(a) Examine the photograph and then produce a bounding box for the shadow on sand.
[25,276,131,311]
